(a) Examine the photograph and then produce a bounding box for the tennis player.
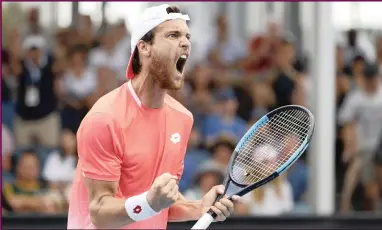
[67,4,240,229]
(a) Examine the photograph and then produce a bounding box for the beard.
[149,49,184,90]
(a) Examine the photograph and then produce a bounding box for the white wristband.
[125,191,159,221]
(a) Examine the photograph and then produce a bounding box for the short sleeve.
[77,113,124,181]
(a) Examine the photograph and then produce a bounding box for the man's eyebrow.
[166,30,191,38]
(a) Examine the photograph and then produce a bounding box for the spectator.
[203,88,247,145]
[187,65,215,128]
[23,8,46,38]
[77,15,98,49]
[2,49,16,130]
[342,29,367,67]
[338,64,382,213]
[344,55,367,90]
[113,20,131,57]
[207,14,247,70]
[241,175,294,216]
[269,37,299,107]
[2,125,16,184]
[249,82,275,124]
[179,127,211,192]
[41,130,78,214]
[209,136,236,171]
[89,27,128,87]
[244,19,282,75]
[184,160,224,200]
[287,159,309,212]
[58,44,98,133]
[2,149,54,214]
[214,69,254,122]
[42,130,77,190]
[13,35,60,148]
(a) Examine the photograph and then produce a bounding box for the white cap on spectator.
[125,4,190,79]
[22,35,46,50]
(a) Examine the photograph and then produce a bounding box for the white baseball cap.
[22,35,46,50]
[126,4,190,79]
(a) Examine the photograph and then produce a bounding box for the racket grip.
[191,212,214,229]
[191,194,232,229]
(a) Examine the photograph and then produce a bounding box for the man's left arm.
[168,193,204,222]
[168,186,240,222]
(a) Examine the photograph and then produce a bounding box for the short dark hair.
[131,6,181,75]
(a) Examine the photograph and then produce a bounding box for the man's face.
[148,19,191,90]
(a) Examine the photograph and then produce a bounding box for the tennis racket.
[191,105,315,229]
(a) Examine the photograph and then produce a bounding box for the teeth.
[180,55,187,60]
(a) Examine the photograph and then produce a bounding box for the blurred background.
[2,1,382,229]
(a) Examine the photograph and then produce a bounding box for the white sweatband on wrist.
[125,191,159,221]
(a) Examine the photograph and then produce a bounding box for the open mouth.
[176,55,188,74]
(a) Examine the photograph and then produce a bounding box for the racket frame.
[207,105,315,218]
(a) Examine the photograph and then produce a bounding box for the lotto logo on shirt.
[170,133,181,144]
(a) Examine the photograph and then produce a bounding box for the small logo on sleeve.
[133,205,142,214]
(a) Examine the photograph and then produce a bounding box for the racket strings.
[244,109,309,178]
[236,110,306,168]
[234,111,308,184]
[235,109,309,183]
[232,109,311,185]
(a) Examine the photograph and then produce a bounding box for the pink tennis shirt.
[67,80,193,229]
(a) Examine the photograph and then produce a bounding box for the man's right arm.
[78,113,132,228]
[84,177,136,229]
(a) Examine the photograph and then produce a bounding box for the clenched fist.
[146,173,179,212]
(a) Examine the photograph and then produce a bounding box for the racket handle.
[191,212,214,229]
[191,194,233,229]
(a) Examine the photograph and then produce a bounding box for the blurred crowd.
[2,7,382,217]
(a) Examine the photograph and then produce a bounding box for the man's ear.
[137,41,151,58]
